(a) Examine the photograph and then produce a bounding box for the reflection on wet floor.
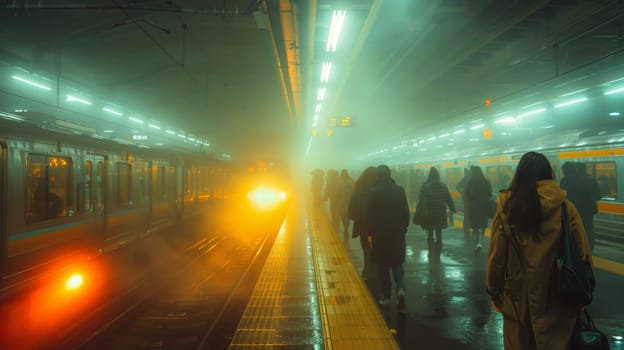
[346,225,624,350]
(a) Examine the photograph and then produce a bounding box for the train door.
[85,155,106,236]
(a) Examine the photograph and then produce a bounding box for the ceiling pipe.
[263,1,293,118]
[304,0,317,124]
[278,0,302,120]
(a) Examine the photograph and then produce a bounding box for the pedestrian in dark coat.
[349,166,378,279]
[465,166,492,251]
[367,165,410,310]
[417,167,456,261]
[487,151,593,349]
[575,162,602,251]
[456,167,472,242]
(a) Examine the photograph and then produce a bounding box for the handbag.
[412,201,426,225]
[571,309,610,349]
[556,203,595,307]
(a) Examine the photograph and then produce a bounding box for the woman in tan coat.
[486,151,593,350]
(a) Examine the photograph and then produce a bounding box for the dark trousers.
[427,228,443,259]
[377,263,405,299]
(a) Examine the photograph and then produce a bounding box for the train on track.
[0,111,240,300]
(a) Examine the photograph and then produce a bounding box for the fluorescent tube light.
[439,133,450,138]
[11,75,52,91]
[165,130,176,135]
[148,124,161,130]
[453,129,465,134]
[103,107,123,116]
[321,62,332,83]
[66,95,92,105]
[177,134,186,139]
[554,97,587,108]
[517,108,546,118]
[604,86,624,95]
[317,88,326,101]
[470,124,485,130]
[495,117,516,124]
[326,10,346,52]
[129,116,144,124]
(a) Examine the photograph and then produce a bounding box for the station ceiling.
[1,0,623,169]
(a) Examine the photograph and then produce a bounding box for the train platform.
[228,196,624,349]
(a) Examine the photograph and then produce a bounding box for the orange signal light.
[483,128,492,139]
[65,273,84,291]
[485,98,491,107]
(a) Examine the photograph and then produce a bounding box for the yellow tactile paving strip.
[308,205,400,350]
[228,198,399,349]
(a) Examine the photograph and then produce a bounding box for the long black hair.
[505,151,553,233]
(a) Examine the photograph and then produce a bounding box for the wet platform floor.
[343,224,624,349]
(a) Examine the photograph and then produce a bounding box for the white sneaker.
[475,243,483,252]
[378,297,390,306]
[397,289,406,311]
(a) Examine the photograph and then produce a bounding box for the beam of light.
[102,107,122,116]
[517,108,546,119]
[609,112,621,116]
[11,75,52,90]
[604,86,624,95]
[128,116,144,124]
[554,97,587,108]
[326,10,346,52]
[66,95,92,105]
[148,124,161,130]
[321,62,332,83]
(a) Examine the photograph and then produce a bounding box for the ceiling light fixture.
[128,116,144,124]
[470,123,485,130]
[66,95,92,105]
[554,97,588,108]
[103,107,122,116]
[315,104,322,113]
[148,124,161,130]
[604,86,624,95]
[321,62,332,83]
[517,108,547,119]
[494,117,516,124]
[317,88,326,101]
[165,130,176,135]
[11,75,52,91]
[326,10,346,52]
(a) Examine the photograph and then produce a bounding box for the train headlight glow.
[65,273,84,291]
[247,187,287,208]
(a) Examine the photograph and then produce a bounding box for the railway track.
[51,219,281,350]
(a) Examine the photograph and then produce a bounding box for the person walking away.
[324,169,340,231]
[337,169,355,244]
[349,167,377,280]
[456,167,472,243]
[465,166,492,252]
[311,169,324,207]
[417,167,456,261]
[487,151,593,349]
[367,165,410,310]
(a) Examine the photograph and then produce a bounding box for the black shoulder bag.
[556,202,595,307]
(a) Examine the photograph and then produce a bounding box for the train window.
[445,168,463,191]
[85,161,92,212]
[95,161,104,212]
[585,161,617,199]
[485,165,513,192]
[157,166,166,199]
[26,155,72,222]
[117,163,132,208]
